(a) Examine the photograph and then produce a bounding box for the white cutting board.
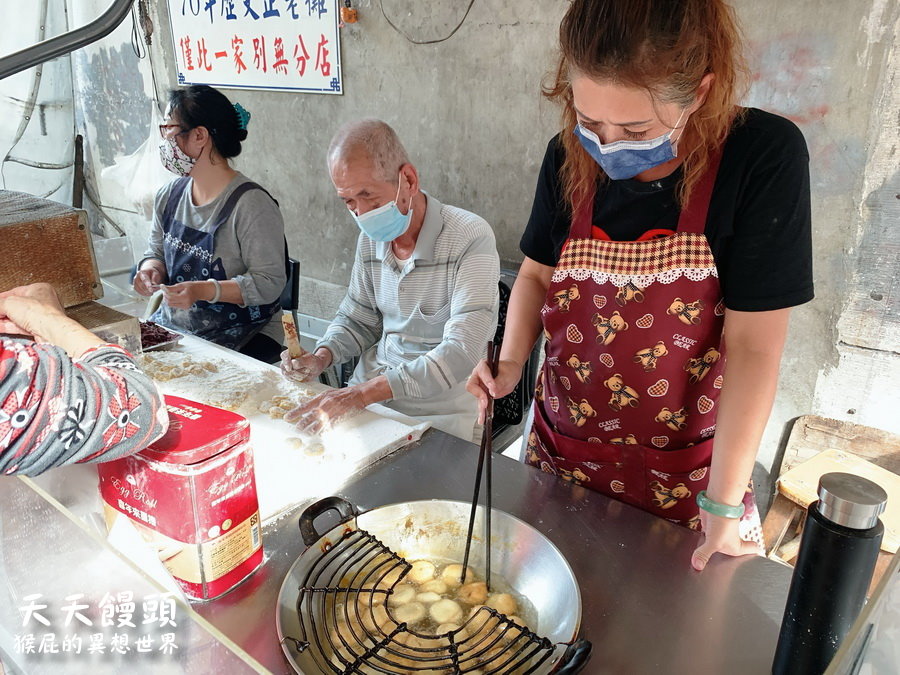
[150,336,430,521]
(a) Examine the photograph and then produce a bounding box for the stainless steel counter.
[194,429,794,674]
[0,476,264,674]
[1,422,795,674]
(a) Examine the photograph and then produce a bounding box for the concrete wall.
[3,0,897,478]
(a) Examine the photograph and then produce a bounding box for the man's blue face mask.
[573,109,687,181]
[349,173,413,242]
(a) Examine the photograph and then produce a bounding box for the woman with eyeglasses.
[468,0,813,570]
[133,85,287,363]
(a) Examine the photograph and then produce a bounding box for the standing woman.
[469,0,813,570]
[133,85,287,363]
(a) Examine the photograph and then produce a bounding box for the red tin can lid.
[140,396,250,465]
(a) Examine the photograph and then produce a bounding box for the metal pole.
[0,0,133,81]
[72,134,84,209]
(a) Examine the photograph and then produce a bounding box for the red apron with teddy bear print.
[525,151,759,535]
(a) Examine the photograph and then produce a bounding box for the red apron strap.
[676,147,724,234]
[570,184,597,240]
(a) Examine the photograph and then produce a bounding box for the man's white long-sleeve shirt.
[317,193,500,441]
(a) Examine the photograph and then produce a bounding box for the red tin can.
[98,396,263,600]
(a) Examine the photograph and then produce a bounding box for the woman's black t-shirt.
[520,108,814,312]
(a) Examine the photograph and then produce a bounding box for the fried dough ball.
[429,598,463,625]
[356,589,385,608]
[388,584,416,607]
[485,593,518,617]
[468,605,489,621]
[440,563,474,589]
[457,581,488,605]
[359,604,391,634]
[379,565,405,588]
[408,560,437,584]
[419,579,449,595]
[416,591,443,605]
[392,601,426,626]
[504,615,528,641]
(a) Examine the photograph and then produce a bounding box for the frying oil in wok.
[330,557,539,673]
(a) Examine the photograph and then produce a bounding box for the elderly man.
[281,119,499,442]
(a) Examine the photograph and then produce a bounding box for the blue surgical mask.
[574,109,687,180]
[350,174,413,242]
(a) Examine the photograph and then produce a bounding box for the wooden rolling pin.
[281,313,307,358]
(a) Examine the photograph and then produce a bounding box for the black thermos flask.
[772,472,887,674]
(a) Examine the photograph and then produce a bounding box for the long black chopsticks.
[461,340,500,589]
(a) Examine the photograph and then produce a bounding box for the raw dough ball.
[440,563,474,589]
[457,581,488,605]
[286,437,305,450]
[408,560,436,584]
[415,592,443,605]
[304,442,325,457]
[279,399,295,410]
[269,406,286,419]
[485,593,518,617]
[429,599,463,625]
[388,584,417,607]
[392,601,426,626]
[419,579,448,595]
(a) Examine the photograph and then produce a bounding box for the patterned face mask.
[159,137,196,176]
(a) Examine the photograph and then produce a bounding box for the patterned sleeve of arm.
[0,339,168,476]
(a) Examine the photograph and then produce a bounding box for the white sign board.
[167,0,342,94]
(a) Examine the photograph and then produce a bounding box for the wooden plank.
[0,190,101,307]
[777,449,899,554]
[763,493,802,555]
[781,415,900,475]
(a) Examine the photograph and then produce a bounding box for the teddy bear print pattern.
[540,279,727,451]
